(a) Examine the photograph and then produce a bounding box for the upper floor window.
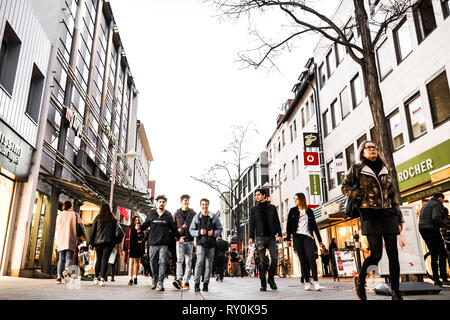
[326,48,336,78]
[25,64,45,123]
[330,99,341,129]
[405,94,427,140]
[340,86,351,118]
[413,0,437,43]
[350,73,363,108]
[345,143,355,170]
[442,0,450,19]
[319,63,326,89]
[322,110,331,136]
[393,18,413,63]
[426,70,450,126]
[388,109,405,150]
[376,39,393,80]
[0,21,22,95]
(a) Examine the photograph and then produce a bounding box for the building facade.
[0,0,52,276]
[3,0,154,278]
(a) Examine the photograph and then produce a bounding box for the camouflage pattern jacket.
[341,163,404,224]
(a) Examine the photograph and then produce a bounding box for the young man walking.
[249,188,282,291]
[141,195,180,291]
[172,194,197,290]
[190,198,223,292]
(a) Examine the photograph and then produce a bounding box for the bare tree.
[207,0,415,206]
[191,123,258,256]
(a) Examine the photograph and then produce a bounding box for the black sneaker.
[434,280,443,286]
[354,275,367,300]
[441,280,450,286]
[173,279,182,289]
[260,286,267,291]
[194,283,201,292]
[151,280,157,290]
[202,282,209,292]
[267,277,277,290]
[128,278,133,285]
[134,278,137,285]
[56,277,62,284]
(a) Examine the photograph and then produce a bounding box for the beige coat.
[55,210,86,252]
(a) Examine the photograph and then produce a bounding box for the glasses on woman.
[365,145,377,150]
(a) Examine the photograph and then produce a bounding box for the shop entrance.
[0,172,14,272]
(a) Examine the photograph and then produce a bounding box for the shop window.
[413,0,437,43]
[330,98,341,128]
[25,64,45,123]
[327,160,336,190]
[350,73,363,109]
[393,18,413,64]
[376,39,393,81]
[405,94,427,140]
[388,109,405,150]
[443,0,450,18]
[345,143,355,170]
[340,86,351,119]
[426,70,450,127]
[0,21,22,95]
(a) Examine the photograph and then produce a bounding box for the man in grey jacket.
[419,193,449,286]
[189,198,223,292]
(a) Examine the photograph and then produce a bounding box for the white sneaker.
[93,278,98,285]
[99,278,105,287]
[304,283,311,291]
[314,282,321,291]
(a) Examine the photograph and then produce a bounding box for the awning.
[313,194,350,228]
[40,173,153,212]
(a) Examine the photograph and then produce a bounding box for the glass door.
[0,173,14,271]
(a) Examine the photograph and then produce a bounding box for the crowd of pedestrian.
[53,151,449,299]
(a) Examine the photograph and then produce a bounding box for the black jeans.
[214,255,225,280]
[95,244,114,279]
[293,234,318,282]
[420,228,448,281]
[359,234,400,291]
[255,236,278,280]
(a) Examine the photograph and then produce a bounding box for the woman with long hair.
[286,193,324,291]
[341,140,404,300]
[89,203,117,287]
[123,215,145,285]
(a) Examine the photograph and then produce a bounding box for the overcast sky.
[111,0,337,213]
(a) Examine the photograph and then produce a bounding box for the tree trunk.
[354,0,402,205]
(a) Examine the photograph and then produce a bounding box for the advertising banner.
[333,249,358,278]
[303,132,320,148]
[309,174,321,195]
[304,152,319,166]
[378,206,426,275]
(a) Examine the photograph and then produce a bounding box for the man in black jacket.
[141,195,179,291]
[249,188,282,291]
[419,193,449,286]
[214,236,229,282]
[172,194,197,290]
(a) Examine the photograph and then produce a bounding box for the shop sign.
[309,174,321,195]
[401,180,450,203]
[0,120,33,180]
[303,132,319,148]
[332,249,358,278]
[334,158,345,172]
[230,243,238,252]
[378,206,426,275]
[396,139,450,191]
[304,152,319,166]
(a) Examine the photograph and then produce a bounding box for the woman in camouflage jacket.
[341,140,404,301]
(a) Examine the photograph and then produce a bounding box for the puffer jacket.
[341,163,404,224]
[419,198,446,231]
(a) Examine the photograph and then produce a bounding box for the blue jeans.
[176,241,194,283]
[149,245,168,285]
[57,250,74,277]
[194,246,215,284]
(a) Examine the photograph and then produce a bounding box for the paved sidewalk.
[0,275,449,300]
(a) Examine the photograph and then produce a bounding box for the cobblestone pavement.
[0,275,449,300]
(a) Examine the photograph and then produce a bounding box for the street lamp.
[109,149,138,210]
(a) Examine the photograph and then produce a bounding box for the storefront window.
[26,192,50,268]
[0,173,14,270]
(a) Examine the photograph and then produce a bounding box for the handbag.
[114,221,125,244]
[344,165,362,218]
[74,212,84,238]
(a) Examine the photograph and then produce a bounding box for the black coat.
[286,207,322,243]
[249,201,282,239]
[89,217,117,246]
[141,210,179,246]
[173,208,197,242]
